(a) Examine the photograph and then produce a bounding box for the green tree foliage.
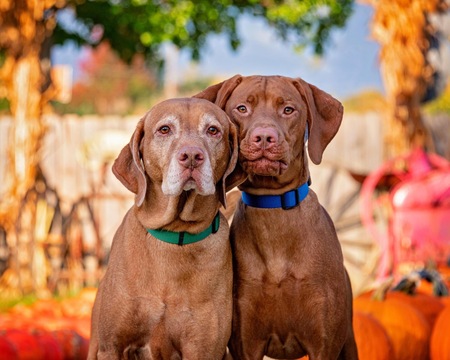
[53,0,354,63]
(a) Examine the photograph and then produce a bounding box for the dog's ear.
[294,79,343,165]
[193,74,243,109]
[217,119,247,208]
[112,118,148,207]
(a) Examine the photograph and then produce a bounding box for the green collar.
[147,213,220,246]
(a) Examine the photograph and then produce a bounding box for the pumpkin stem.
[371,277,394,301]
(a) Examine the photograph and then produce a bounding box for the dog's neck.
[134,183,220,234]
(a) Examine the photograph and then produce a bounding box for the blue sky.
[52,3,384,101]
[185,3,383,99]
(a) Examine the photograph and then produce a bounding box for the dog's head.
[194,75,343,187]
[112,98,239,208]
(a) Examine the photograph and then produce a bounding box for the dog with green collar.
[88,98,241,360]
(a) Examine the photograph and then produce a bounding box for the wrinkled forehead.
[146,98,229,129]
[229,76,304,104]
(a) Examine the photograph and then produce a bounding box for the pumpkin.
[439,296,450,307]
[1,329,45,360]
[352,311,393,360]
[0,336,18,359]
[34,329,64,360]
[354,280,431,360]
[430,305,450,360]
[52,328,86,360]
[361,274,446,329]
[388,291,445,328]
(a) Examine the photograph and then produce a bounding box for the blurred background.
[1,1,450,358]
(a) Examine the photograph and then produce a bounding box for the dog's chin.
[243,158,288,176]
[162,174,215,197]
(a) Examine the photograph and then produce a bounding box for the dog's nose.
[178,146,205,169]
[250,127,278,149]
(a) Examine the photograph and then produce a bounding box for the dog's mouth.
[162,166,216,197]
[242,157,288,176]
[182,178,198,191]
[180,168,215,195]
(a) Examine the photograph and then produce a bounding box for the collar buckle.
[281,188,300,210]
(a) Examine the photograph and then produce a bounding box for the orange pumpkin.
[430,305,450,360]
[352,311,393,360]
[439,296,450,307]
[387,290,445,328]
[360,278,446,329]
[354,291,431,360]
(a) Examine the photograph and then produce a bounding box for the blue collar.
[147,213,220,245]
[241,182,309,209]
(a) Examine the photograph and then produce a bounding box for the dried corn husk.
[362,0,448,157]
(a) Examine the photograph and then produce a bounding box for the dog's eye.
[158,125,171,134]
[207,126,220,136]
[237,105,247,113]
[284,106,294,115]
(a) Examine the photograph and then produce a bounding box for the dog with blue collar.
[195,75,358,360]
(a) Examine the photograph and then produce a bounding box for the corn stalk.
[362,0,448,158]
[0,0,63,295]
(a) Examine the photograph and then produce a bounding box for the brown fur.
[88,98,240,360]
[195,75,359,360]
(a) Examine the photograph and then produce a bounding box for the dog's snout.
[250,127,278,149]
[178,146,205,169]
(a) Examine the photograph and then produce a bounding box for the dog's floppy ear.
[112,118,148,207]
[294,79,343,165]
[217,119,246,208]
[193,74,243,109]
